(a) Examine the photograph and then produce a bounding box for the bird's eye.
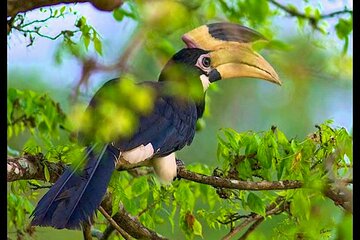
[202,57,211,68]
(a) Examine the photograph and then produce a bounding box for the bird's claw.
[176,158,185,167]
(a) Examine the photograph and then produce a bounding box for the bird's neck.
[158,61,206,119]
[195,98,205,119]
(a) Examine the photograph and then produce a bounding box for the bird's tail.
[30,144,119,229]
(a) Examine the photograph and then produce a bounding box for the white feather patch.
[121,143,154,164]
[152,153,177,183]
[200,74,210,91]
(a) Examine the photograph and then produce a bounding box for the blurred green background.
[8,0,352,239]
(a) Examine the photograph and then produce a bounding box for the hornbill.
[31,22,281,229]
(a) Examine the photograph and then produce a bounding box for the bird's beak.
[209,44,281,85]
[182,22,281,85]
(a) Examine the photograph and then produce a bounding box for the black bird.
[31,23,281,229]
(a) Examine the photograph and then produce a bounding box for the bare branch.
[324,185,352,213]
[323,151,353,213]
[98,206,132,240]
[8,0,123,18]
[7,154,64,182]
[100,194,168,240]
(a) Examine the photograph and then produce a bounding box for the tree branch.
[100,193,168,240]
[7,154,167,239]
[8,0,123,18]
[7,154,64,183]
[324,187,352,213]
[97,206,132,240]
[177,165,303,190]
[6,152,352,239]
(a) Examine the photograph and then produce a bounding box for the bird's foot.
[173,158,185,181]
[175,158,185,167]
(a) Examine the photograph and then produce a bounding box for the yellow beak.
[182,22,281,85]
[209,44,281,85]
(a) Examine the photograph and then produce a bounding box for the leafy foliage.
[9,86,351,239]
[7,88,67,140]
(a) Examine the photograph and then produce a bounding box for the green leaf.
[193,218,203,237]
[113,8,136,21]
[290,190,311,220]
[335,18,353,40]
[267,40,292,51]
[257,141,271,168]
[276,129,288,146]
[83,34,90,50]
[7,98,13,122]
[304,6,313,17]
[43,164,50,182]
[8,88,18,101]
[132,177,149,196]
[245,134,259,155]
[60,6,66,14]
[175,182,195,211]
[206,1,216,19]
[247,192,265,216]
[94,34,103,55]
[113,8,125,21]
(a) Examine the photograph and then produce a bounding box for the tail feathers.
[31,144,119,229]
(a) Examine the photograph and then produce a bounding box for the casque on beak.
[182,22,281,85]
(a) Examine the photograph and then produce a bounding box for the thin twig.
[222,199,287,240]
[7,0,123,17]
[98,206,132,240]
[21,11,55,28]
[268,0,352,32]
[217,213,254,225]
[11,26,73,40]
[28,182,53,190]
[268,0,352,20]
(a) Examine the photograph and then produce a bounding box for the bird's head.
[159,22,281,93]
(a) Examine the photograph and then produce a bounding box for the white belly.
[119,144,177,183]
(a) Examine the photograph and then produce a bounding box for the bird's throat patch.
[200,74,210,91]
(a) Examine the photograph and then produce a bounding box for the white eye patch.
[195,54,212,73]
[200,74,211,91]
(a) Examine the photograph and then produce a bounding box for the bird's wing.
[114,84,199,157]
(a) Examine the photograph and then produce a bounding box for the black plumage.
[31,48,208,229]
